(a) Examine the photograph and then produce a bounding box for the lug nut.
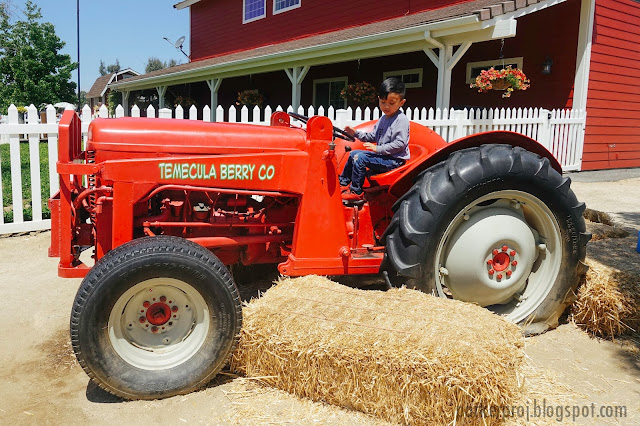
[512,260,518,266]
[506,270,513,277]
[510,250,516,256]
[497,273,503,279]
[172,306,179,312]
[139,316,146,323]
[143,301,150,308]
[151,326,158,333]
[493,249,499,256]
[502,245,508,252]
[160,296,166,302]
[488,269,495,275]
[487,259,493,265]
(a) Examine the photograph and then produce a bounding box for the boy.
[339,77,410,201]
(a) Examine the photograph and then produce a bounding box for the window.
[382,68,423,88]
[313,77,347,110]
[274,0,301,14]
[466,57,524,84]
[243,0,266,23]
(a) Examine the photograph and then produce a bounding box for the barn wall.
[582,0,640,170]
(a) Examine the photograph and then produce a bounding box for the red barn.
[110,0,640,170]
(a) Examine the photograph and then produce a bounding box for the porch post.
[156,85,167,109]
[206,78,223,121]
[120,90,130,116]
[573,0,596,111]
[425,33,472,110]
[285,66,310,111]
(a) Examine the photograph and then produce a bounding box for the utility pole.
[77,0,80,111]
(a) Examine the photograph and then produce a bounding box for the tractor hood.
[87,118,308,156]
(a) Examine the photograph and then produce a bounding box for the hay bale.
[585,220,629,242]
[572,260,640,338]
[231,276,524,425]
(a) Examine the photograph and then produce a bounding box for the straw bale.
[231,276,525,425]
[572,259,640,338]
[585,220,629,242]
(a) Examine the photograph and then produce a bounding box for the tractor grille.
[87,151,97,227]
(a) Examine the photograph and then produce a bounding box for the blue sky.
[7,1,189,92]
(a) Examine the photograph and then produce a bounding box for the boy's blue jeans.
[339,150,405,193]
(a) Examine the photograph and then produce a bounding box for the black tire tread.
[382,144,589,332]
[70,236,242,400]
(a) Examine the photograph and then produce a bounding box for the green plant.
[173,95,196,109]
[1,141,51,223]
[340,81,378,108]
[470,66,530,98]
[237,89,264,107]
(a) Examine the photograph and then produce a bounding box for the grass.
[1,140,52,223]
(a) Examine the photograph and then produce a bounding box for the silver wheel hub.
[108,278,210,370]
[434,190,562,323]
[441,207,536,306]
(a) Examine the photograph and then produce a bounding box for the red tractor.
[50,109,589,400]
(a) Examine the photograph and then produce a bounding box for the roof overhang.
[174,0,202,10]
[114,0,564,91]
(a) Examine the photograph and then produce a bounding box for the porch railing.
[0,103,586,235]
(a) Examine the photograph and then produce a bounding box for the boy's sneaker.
[341,189,364,201]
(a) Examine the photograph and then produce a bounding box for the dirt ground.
[1,175,639,425]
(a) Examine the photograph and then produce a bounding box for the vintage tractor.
[50,109,589,400]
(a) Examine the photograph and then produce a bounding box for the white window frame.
[465,57,524,84]
[243,0,266,24]
[273,0,301,15]
[313,76,348,109]
[382,68,423,88]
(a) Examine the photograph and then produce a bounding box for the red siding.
[582,0,640,170]
[450,0,580,110]
[191,0,472,60]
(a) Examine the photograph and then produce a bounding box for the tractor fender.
[388,131,563,198]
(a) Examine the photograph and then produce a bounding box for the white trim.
[465,57,524,84]
[273,0,301,15]
[383,68,423,88]
[173,0,202,10]
[243,0,266,24]
[572,0,595,111]
[313,76,348,109]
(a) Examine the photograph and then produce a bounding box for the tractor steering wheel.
[288,112,356,142]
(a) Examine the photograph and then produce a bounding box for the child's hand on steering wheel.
[344,126,356,137]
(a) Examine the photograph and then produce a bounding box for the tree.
[0,1,77,112]
[99,60,107,76]
[106,59,120,74]
[145,57,165,73]
[145,57,181,74]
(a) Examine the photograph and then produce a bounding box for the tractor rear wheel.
[70,236,242,400]
[383,145,590,334]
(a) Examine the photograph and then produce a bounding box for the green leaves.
[0,1,77,113]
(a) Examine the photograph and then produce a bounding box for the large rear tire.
[70,236,242,400]
[383,145,590,334]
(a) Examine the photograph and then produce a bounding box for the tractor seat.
[367,144,427,188]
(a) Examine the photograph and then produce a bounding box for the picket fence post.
[538,109,551,149]
[452,109,467,140]
[8,105,23,223]
[46,105,59,197]
[159,108,172,119]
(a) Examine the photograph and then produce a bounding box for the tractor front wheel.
[70,236,242,400]
[383,145,590,334]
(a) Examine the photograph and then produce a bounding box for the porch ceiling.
[112,0,566,91]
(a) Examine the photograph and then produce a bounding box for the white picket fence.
[0,103,586,235]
